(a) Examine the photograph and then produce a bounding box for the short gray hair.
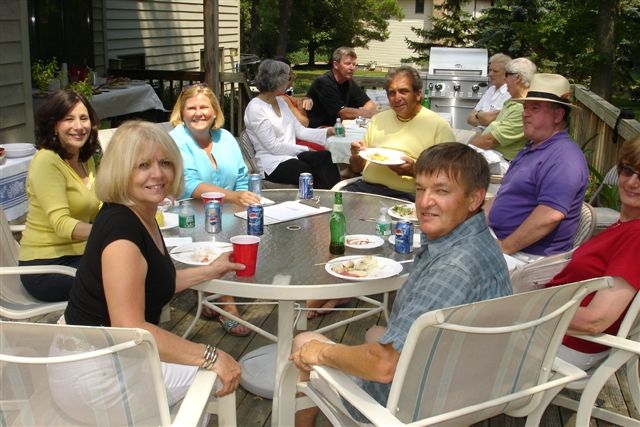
[489,53,512,70]
[332,47,357,64]
[255,59,290,92]
[505,58,537,87]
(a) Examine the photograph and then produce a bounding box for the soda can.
[204,200,222,233]
[247,203,264,236]
[394,220,414,254]
[249,173,262,197]
[298,172,314,200]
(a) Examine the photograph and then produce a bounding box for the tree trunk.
[250,0,261,54]
[276,0,293,57]
[308,42,316,65]
[590,0,618,101]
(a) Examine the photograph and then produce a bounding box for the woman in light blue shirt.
[169,84,260,206]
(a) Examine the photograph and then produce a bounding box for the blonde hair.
[96,121,184,205]
[169,84,225,129]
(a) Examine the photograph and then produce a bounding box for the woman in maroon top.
[546,136,640,370]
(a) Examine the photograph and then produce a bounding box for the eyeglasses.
[617,164,640,179]
[505,72,518,77]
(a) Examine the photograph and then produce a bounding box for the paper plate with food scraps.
[325,256,402,282]
[388,203,417,222]
[170,241,232,266]
[345,234,384,249]
[359,148,405,165]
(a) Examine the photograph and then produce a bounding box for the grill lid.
[428,47,488,77]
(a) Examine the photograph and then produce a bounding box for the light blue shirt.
[347,212,512,420]
[170,124,249,199]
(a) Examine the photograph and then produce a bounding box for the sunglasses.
[505,72,518,77]
[617,164,640,179]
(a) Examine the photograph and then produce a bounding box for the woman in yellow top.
[19,90,101,301]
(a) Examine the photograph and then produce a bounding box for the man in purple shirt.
[487,73,588,257]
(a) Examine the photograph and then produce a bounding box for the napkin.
[164,237,192,247]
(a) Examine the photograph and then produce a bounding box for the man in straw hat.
[486,73,588,259]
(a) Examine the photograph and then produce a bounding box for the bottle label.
[179,215,195,228]
[376,222,392,236]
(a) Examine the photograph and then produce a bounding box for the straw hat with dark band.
[513,73,576,108]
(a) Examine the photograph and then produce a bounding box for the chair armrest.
[0,265,76,277]
[312,365,403,426]
[568,333,640,355]
[172,369,217,427]
[551,356,588,381]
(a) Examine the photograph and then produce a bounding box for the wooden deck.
[27,285,637,427]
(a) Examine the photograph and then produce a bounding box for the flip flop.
[219,318,251,337]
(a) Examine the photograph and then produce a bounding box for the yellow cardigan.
[19,149,100,261]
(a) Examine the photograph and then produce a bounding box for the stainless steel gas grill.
[426,47,489,130]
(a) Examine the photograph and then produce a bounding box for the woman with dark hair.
[244,59,341,189]
[19,89,101,301]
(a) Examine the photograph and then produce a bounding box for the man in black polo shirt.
[306,47,378,128]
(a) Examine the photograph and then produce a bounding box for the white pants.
[557,344,610,371]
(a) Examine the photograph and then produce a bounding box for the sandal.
[219,317,251,337]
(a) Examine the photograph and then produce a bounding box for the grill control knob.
[453,83,461,91]
[428,82,434,90]
[435,83,443,91]
[472,84,480,93]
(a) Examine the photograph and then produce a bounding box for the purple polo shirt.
[488,129,588,256]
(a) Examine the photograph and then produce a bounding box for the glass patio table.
[164,189,414,426]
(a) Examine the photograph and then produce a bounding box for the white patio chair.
[288,277,611,426]
[572,202,596,248]
[0,321,236,426]
[0,209,69,320]
[510,249,574,294]
[237,131,296,189]
[551,290,640,426]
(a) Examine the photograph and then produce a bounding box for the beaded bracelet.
[201,344,218,370]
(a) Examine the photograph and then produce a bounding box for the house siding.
[356,0,492,69]
[99,0,240,73]
[0,0,35,143]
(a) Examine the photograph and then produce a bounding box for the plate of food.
[170,241,232,266]
[325,255,403,282]
[359,148,405,165]
[129,79,146,86]
[3,143,36,158]
[345,234,384,249]
[157,212,179,231]
[388,203,417,222]
[388,233,422,250]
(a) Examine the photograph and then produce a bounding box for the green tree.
[405,0,476,62]
[241,0,403,64]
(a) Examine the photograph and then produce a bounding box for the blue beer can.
[205,200,222,233]
[249,173,262,197]
[298,172,314,200]
[247,203,264,236]
[394,220,414,254]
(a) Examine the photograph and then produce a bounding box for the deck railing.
[571,84,640,175]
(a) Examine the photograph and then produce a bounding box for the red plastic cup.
[230,235,260,277]
[202,191,225,206]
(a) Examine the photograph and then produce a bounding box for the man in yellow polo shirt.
[345,66,454,201]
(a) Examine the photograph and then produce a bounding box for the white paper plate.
[388,233,422,250]
[159,212,179,231]
[325,256,403,282]
[388,203,417,222]
[169,241,232,266]
[3,143,36,158]
[359,148,405,165]
[345,234,384,249]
